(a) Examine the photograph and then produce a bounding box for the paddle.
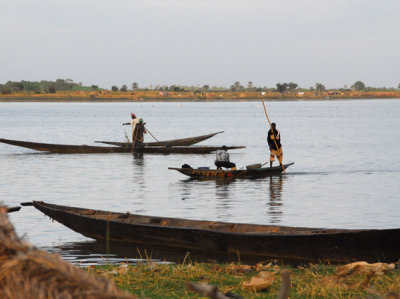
[261,99,285,173]
[21,202,34,206]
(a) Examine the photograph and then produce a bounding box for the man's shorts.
[270,148,283,162]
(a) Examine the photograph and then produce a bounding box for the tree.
[132,82,138,91]
[1,86,11,94]
[120,84,128,92]
[5,81,23,92]
[276,83,288,93]
[247,81,253,90]
[315,82,326,92]
[170,85,182,91]
[397,83,400,89]
[202,85,210,92]
[351,81,365,91]
[91,85,98,91]
[111,86,119,91]
[21,80,40,92]
[287,82,298,91]
[230,81,243,92]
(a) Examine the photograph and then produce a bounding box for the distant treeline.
[1,79,399,95]
[0,79,94,94]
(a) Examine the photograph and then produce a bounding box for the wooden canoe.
[32,201,400,264]
[0,138,245,154]
[95,131,224,147]
[169,163,294,179]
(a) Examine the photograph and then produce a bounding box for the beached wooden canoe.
[0,138,244,154]
[95,131,224,147]
[169,163,294,179]
[31,201,400,264]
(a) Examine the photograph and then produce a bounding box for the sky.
[1,0,399,89]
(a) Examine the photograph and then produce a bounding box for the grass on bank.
[87,260,400,298]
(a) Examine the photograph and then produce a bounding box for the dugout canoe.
[169,163,294,179]
[31,201,400,264]
[0,138,244,154]
[95,131,224,147]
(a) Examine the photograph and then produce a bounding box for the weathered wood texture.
[33,201,400,264]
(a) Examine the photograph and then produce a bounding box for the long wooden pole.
[144,126,159,142]
[261,99,285,173]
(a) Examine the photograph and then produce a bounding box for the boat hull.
[169,163,294,179]
[0,138,244,154]
[95,131,224,147]
[32,201,400,264]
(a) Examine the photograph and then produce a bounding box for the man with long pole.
[261,100,285,173]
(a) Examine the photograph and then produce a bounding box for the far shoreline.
[1,90,399,103]
[0,97,399,103]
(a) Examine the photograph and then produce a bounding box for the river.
[1,99,399,264]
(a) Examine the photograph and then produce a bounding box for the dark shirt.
[134,123,146,142]
[267,129,281,150]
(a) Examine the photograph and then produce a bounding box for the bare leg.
[270,161,273,167]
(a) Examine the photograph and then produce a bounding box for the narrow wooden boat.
[0,138,244,154]
[95,131,224,147]
[6,206,21,213]
[31,201,400,264]
[169,163,294,179]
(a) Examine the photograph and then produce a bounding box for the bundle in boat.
[0,206,135,299]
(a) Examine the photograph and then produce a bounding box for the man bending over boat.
[122,113,139,143]
[215,146,236,170]
[268,122,283,167]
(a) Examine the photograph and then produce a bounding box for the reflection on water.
[215,179,234,216]
[267,175,285,223]
[215,179,232,200]
[131,153,145,195]
[42,241,170,267]
[45,240,243,266]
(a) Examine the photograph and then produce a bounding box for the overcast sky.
[1,0,399,89]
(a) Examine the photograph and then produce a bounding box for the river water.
[1,100,399,265]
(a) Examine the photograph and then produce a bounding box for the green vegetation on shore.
[88,261,400,298]
[1,79,400,102]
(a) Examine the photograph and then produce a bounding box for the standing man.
[267,122,283,167]
[123,113,139,143]
[133,119,147,148]
[215,146,236,170]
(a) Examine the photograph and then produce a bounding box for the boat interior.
[38,202,354,235]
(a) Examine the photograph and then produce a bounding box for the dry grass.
[0,206,136,299]
[90,260,400,298]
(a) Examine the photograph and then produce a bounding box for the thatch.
[0,206,137,299]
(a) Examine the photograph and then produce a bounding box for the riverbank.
[1,90,399,102]
[89,261,400,298]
